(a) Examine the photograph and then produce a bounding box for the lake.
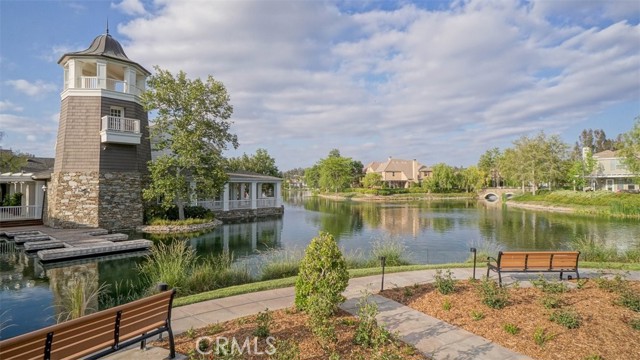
[1,193,639,339]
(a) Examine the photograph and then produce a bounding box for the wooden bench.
[0,289,176,360]
[486,251,580,286]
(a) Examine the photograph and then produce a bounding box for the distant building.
[364,157,431,188]
[588,150,637,191]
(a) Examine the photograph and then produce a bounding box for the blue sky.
[1,0,639,170]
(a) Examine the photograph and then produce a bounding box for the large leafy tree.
[423,163,456,192]
[477,147,502,187]
[226,148,279,177]
[460,166,484,193]
[0,133,29,173]
[142,67,238,220]
[619,117,640,181]
[304,165,320,189]
[318,153,353,192]
[500,132,569,194]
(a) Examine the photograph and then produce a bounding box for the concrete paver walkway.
[108,268,639,359]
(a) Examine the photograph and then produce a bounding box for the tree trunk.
[177,200,185,220]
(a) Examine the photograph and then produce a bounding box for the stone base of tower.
[46,172,144,230]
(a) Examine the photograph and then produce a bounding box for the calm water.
[1,194,639,338]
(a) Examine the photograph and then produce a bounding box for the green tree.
[477,148,502,187]
[501,132,569,194]
[423,163,456,192]
[620,117,640,181]
[0,150,28,173]
[304,165,320,189]
[460,166,484,193]
[566,149,597,190]
[362,172,382,189]
[350,160,364,187]
[226,148,279,176]
[142,67,238,220]
[318,154,353,192]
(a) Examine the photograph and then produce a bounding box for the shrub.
[532,275,568,294]
[271,339,300,360]
[540,295,562,309]
[354,293,391,349]
[503,323,520,335]
[477,277,509,309]
[442,298,452,311]
[433,269,456,295]
[253,308,272,338]
[533,327,554,347]
[629,318,640,331]
[618,288,640,312]
[143,204,214,223]
[470,310,485,321]
[306,293,337,350]
[550,309,581,329]
[594,273,627,293]
[295,232,349,312]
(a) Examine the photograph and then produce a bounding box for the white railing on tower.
[77,77,141,95]
[101,116,140,133]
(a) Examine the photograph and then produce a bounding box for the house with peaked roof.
[364,157,431,188]
[588,150,637,191]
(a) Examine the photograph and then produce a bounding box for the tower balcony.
[100,116,141,145]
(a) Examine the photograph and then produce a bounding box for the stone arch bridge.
[477,188,523,202]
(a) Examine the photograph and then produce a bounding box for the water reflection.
[2,194,640,339]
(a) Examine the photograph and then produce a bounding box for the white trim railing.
[229,200,251,210]
[197,200,223,210]
[257,198,276,208]
[0,206,42,221]
[75,77,142,95]
[101,116,140,134]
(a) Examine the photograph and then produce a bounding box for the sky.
[1,0,639,171]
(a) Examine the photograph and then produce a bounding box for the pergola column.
[251,182,257,209]
[275,182,282,207]
[222,183,229,211]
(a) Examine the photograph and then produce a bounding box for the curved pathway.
[106,268,640,359]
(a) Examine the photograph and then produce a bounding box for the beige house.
[589,150,637,191]
[364,157,431,188]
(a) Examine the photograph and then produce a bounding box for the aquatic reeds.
[56,273,107,323]
[467,238,504,263]
[370,235,411,266]
[260,248,305,281]
[138,241,197,294]
[99,279,151,309]
[571,235,618,262]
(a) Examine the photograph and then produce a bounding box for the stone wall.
[47,172,100,228]
[46,171,144,230]
[98,172,144,230]
[212,206,284,222]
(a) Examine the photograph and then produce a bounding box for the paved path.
[108,268,639,359]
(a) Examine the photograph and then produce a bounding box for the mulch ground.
[381,279,640,360]
[153,308,428,359]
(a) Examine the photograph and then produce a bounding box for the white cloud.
[111,0,147,16]
[5,79,57,96]
[0,113,57,156]
[0,100,23,112]
[115,0,639,169]
[41,45,76,63]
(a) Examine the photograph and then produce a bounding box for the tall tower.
[47,31,151,230]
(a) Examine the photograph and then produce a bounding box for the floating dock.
[0,226,151,262]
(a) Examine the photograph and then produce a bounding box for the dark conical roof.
[74,33,130,60]
[57,33,150,75]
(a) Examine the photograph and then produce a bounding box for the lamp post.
[41,185,46,220]
[380,256,387,292]
[470,247,477,280]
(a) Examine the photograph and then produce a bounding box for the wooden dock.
[0,225,152,262]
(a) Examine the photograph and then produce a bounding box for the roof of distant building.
[593,150,619,158]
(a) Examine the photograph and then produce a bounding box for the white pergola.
[0,172,47,222]
[196,172,283,211]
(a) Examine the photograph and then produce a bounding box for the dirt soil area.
[154,308,428,359]
[382,279,640,360]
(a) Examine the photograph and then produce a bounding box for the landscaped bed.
[153,308,427,359]
[381,275,640,360]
